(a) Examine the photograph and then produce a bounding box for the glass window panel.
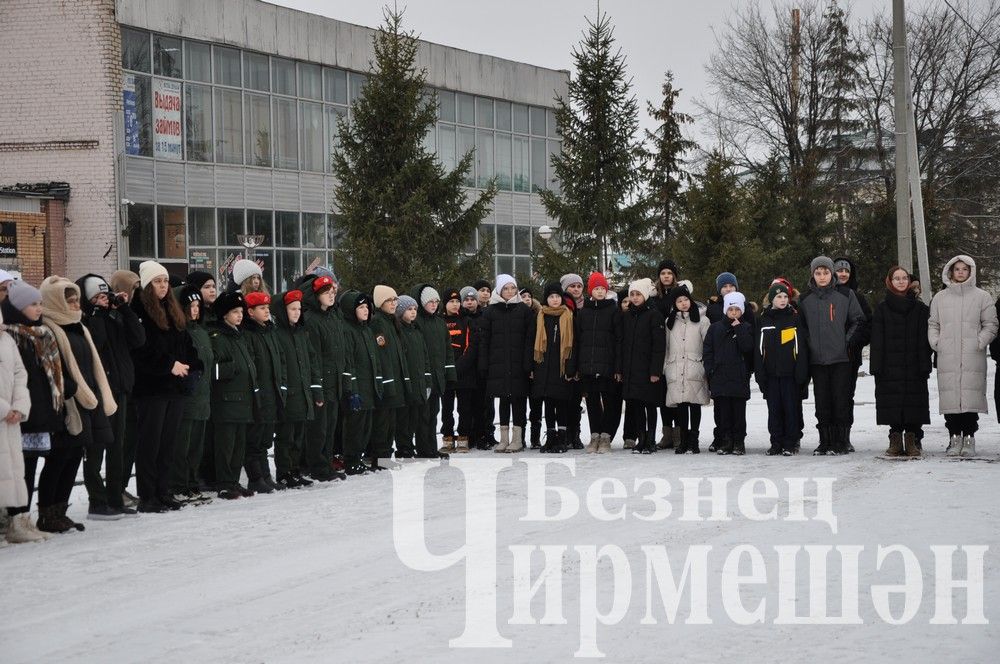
[476,130,494,188]
[494,132,512,191]
[245,52,270,91]
[512,103,529,133]
[245,93,271,167]
[349,73,367,104]
[531,137,547,192]
[121,28,150,72]
[126,74,153,157]
[496,224,514,254]
[324,105,347,172]
[299,101,324,172]
[476,98,494,128]
[188,207,216,245]
[324,68,347,104]
[157,206,187,259]
[530,107,546,136]
[127,204,155,257]
[457,93,475,125]
[252,250,274,288]
[513,136,530,192]
[462,228,477,254]
[213,46,241,87]
[497,256,514,276]
[272,57,296,96]
[422,124,435,156]
[457,127,476,187]
[514,225,531,254]
[219,208,244,246]
[276,211,300,247]
[303,213,326,248]
[514,257,531,281]
[184,41,211,82]
[327,214,345,248]
[299,63,322,100]
[214,88,243,164]
[153,35,182,78]
[547,140,561,193]
[495,100,511,131]
[547,109,558,138]
[247,209,273,244]
[184,83,213,162]
[276,250,301,292]
[479,224,495,251]
[273,97,298,170]
[438,124,456,172]
[437,90,455,122]
[188,248,217,276]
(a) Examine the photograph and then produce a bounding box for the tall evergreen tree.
[331,7,495,292]
[644,71,696,241]
[540,13,646,274]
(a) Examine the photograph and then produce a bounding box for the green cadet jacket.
[184,320,214,421]
[299,275,348,402]
[270,294,318,423]
[411,284,458,396]
[242,316,287,422]
[370,308,408,409]
[338,290,382,410]
[209,320,258,424]
[398,318,431,405]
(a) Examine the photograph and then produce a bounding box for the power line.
[942,0,1000,52]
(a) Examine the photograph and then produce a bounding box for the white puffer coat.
[928,255,999,414]
[663,309,711,407]
[0,309,31,509]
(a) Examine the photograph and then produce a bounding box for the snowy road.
[3,372,998,662]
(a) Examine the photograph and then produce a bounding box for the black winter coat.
[870,291,932,426]
[703,319,754,399]
[477,300,535,398]
[80,299,145,396]
[573,298,621,382]
[531,310,574,401]
[619,301,666,404]
[241,318,287,422]
[445,312,477,390]
[706,297,757,327]
[130,296,202,399]
[834,257,873,369]
[990,297,1000,421]
[755,305,810,392]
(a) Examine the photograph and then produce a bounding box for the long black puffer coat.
[477,299,535,398]
[619,301,666,404]
[573,298,621,384]
[870,290,932,426]
[531,309,573,401]
[703,319,754,399]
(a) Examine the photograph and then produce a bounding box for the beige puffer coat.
[0,307,31,508]
[928,255,999,414]
[663,309,711,407]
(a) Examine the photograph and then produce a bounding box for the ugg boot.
[529,421,542,449]
[657,427,673,450]
[439,436,455,454]
[716,435,734,455]
[886,432,904,457]
[960,435,976,457]
[946,433,962,456]
[903,432,921,458]
[455,436,470,453]
[586,433,600,454]
[25,514,52,540]
[494,426,511,453]
[6,514,47,543]
[507,426,524,453]
[597,433,612,454]
[623,438,636,450]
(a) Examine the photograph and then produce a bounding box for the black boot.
[834,425,850,455]
[733,438,745,456]
[539,429,556,453]
[716,435,734,455]
[765,441,782,456]
[529,421,542,449]
[813,426,832,455]
[344,456,369,476]
[246,459,274,494]
[687,430,700,454]
[845,425,855,453]
[674,429,689,454]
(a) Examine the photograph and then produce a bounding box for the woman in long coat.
[928,255,998,456]
[620,278,665,454]
[871,266,932,457]
[663,285,710,453]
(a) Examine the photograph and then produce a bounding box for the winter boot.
[716,435,734,455]
[586,433,600,454]
[834,425,851,455]
[569,428,585,450]
[540,429,558,453]
[455,436,470,453]
[845,425,856,453]
[903,432,921,458]
[657,427,673,450]
[597,433,612,454]
[960,435,976,457]
[733,438,746,456]
[25,514,52,540]
[813,426,833,455]
[439,436,456,454]
[494,426,511,453]
[36,505,69,533]
[247,460,274,494]
[674,430,689,454]
[529,421,542,449]
[507,426,524,453]
[766,442,782,456]
[945,433,962,456]
[6,514,47,543]
[634,432,652,454]
[261,465,285,491]
[671,427,682,450]
[57,503,85,531]
[623,438,636,450]
[885,432,904,457]
[687,430,701,454]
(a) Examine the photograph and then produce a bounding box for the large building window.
[438,124,456,172]
[303,213,326,249]
[495,133,512,190]
[273,97,298,170]
[157,206,187,259]
[324,68,347,104]
[476,130,494,188]
[324,105,347,172]
[245,92,271,167]
[128,204,155,257]
[184,41,211,82]
[272,57,296,96]
[244,52,270,91]
[513,136,530,193]
[184,83,213,162]
[214,46,241,87]
[457,127,475,187]
[153,34,182,78]
[531,137,546,192]
[188,207,216,245]
[214,88,243,164]
[299,101,324,172]
[219,208,244,246]
[276,211,299,246]
[298,63,322,100]
[122,28,150,72]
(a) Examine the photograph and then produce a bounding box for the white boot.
[507,426,524,453]
[946,434,962,456]
[597,433,612,454]
[27,516,52,541]
[960,435,976,457]
[494,426,511,453]
[6,514,47,543]
[585,433,600,454]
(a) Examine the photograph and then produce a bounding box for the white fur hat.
[232,259,262,286]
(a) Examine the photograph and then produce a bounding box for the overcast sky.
[267,0,889,143]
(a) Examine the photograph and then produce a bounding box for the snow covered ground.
[3,369,999,662]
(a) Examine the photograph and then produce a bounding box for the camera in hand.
[111,293,127,308]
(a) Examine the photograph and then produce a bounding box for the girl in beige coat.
[663,285,710,453]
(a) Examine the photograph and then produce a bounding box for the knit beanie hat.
[810,256,835,274]
[518,286,533,297]
[373,285,397,308]
[419,286,441,306]
[214,291,245,317]
[232,259,262,286]
[833,258,851,273]
[178,284,202,307]
[110,270,141,297]
[460,286,477,302]
[628,277,655,300]
[186,271,215,290]
[677,279,694,296]
[80,275,111,301]
[587,272,609,294]
[0,269,13,285]
[723,291,746,315]
[494,274,517,295]
[395,294,418,318]
[715,272,738,293]
[8,280,41,312]
[768,282,790,302]
[138,260,169,289]
[560,273,583,292]
[473,279,491,291]
[443,287,461,303]
[543,281,564,301]
[657,259,680,277]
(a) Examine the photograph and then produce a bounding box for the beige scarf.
[534,305,574,377]
[40,276,117,435]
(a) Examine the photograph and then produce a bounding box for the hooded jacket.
[270,293,317,422]
[208,317,258,424]
[663,308,711,406]
[298,275,347,402]
[173,286,213,421]
[477,288,535,399]
[339,291,382,409]
[833,257,873,367]
[573,297,622,380]
[620,298,666,404]
[77,273,145,395]
[871,290,931,425]
[928,255,998,414]
[241,312,287,422]
[755,305,810,391]
[397,313,431,405]
[411,283,457,395]
[798,277,865,366]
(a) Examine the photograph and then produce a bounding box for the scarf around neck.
[534,305,574,376]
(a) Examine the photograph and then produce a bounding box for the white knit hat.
[138,260,169,289]
[373,285,398,308]
[628,277,655,299]
[677,279,694,296]
[723,291,746,315]
[81,275,110,301]
[232,259,262,286]
[420,286,440,306]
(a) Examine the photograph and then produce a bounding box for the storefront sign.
[0,221,17,258]
[189,250,214,273]
[123,73,139,156]
[152,78,182,160]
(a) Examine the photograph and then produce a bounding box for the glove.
[426,387,432,400]
[349,392,362,412]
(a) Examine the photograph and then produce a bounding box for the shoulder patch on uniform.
[376,334,386,347]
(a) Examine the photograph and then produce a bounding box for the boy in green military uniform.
[209,291,258,500]
[339,290,381,475]
[394,296,431,458]
[170,284,214,503]
[271,289,319,488]
[241,291,287,494]
[370,285,408,469]
[412,284,457,458]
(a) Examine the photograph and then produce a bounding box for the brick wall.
[0,211,48,286]
[0,0,121,281]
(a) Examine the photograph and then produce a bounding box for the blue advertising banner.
[123,73,139,155]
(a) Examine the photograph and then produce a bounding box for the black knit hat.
[473,279,491,291]
[214,291,245,317]
[657,259,680,277]
[179,284,202,306]
[543,281,563,301]
[443,287,461,303]
[186,271,215,290]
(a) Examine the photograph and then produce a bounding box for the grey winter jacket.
[928,255,999,414]
[798,279,865,366]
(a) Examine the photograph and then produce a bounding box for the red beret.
[284,290,303,305]
[245,291,271,308]
[313,275,334,293]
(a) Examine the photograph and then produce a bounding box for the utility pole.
[892,0,913,271]
[790,8,801,168]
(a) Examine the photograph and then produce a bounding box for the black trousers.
[455,389,476,438]
[582,377,622,436]
[498,396,527,428]
[674,403,702,435]
[567,382,583,434]
[120,397,138,494]
[395,403,421,456]
[369,405,399,458]
[543,398,570,430]
[765,376,801,448]
[135,397,185,501]
[37,444,84,508]
[441,388,457,437]
[944,412,979,435]
[245,422,274,480]
[626,400,659,434]
[529,397,543,425]
[342,408,373,461]
[304,399,338,473]
[714,396,747,443]
[78,408,114,507]
[659,404,677,429]
[811,363,853,428]
[275,420,306,476]
[470,388,487,442]
[416,393,441,455]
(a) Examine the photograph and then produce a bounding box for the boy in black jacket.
[703,292,754,455]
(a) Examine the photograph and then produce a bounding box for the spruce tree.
[540,13,646,276]
[644,71,696,241]
[331,7,496,292]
